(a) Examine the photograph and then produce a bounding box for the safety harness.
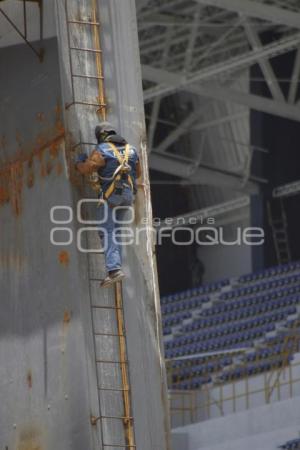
[99,143,134,200]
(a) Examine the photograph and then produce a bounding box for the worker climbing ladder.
[63,0,136,448]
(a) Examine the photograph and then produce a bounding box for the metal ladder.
[64,1,136,448]
[267,198,291,265]
[87,243,136,450]
[65,0,106,111]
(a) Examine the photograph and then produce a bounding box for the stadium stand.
[162,261,300,390]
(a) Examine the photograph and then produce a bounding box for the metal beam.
[147,97,161,152]
[146,109,248,132]
[195,0,300,30]
[149,151,259,193]
[153,105,248,160]
[188,83,300,124]
[139,13,190,29]
[139,0,189,20]
[142,32,300,100]
[154,109,202,153]
[139,8,231,55]
[273,180,300,198]
[243,21,285,102]
[143,66,300,123]
[192,15,244,71]
[171,35,247,74]
[0,5,43,60]
[193,110,248,132]
[184,5,200,72]
[288,46,300,104]
[147,28,172,152]
[213,101,243,174]
[160,196,250,228]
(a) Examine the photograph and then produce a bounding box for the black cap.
[95,121,116,142]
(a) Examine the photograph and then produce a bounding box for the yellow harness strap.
[109,143,129,165]
[104,143,134,199]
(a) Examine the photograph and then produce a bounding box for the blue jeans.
[97,186,134,273]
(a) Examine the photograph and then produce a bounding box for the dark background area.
[150,170,195,296]
[251,33,300,269]
[149,33,300,296]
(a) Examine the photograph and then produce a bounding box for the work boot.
[100,269,125,288]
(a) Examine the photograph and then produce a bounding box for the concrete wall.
[187,71,253,283]
[55,0,171,448]
[200,238,252,283]
[98,3,171,448]
[0,1,171,449]
[173,396,300,450]
[0,38,97,450]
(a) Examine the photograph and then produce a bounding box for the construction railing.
[166,305,300,429]
[168,350,300,428]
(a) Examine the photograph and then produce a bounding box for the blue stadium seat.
[163,261,300,390]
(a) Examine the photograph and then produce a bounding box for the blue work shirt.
[96,138,139,195]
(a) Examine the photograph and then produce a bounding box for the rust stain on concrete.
[0,133,65,216]
[55,104,62,114]
[63,310,71,325]
[9,162,23,216]
[26,371,32,389]
[58,250,69,267]
[0,103,66,217]
[36,135,47,148]
[0,185,9,204]
[0,253,26,271]
[56,121,65,134]
[49,142,59,160]
[46,161,53,175]
[40,164,46,178]
[27,172,34,189]
[17,426,42,450]
[55,161,63,175]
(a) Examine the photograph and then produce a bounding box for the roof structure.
[137,0,300,222]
